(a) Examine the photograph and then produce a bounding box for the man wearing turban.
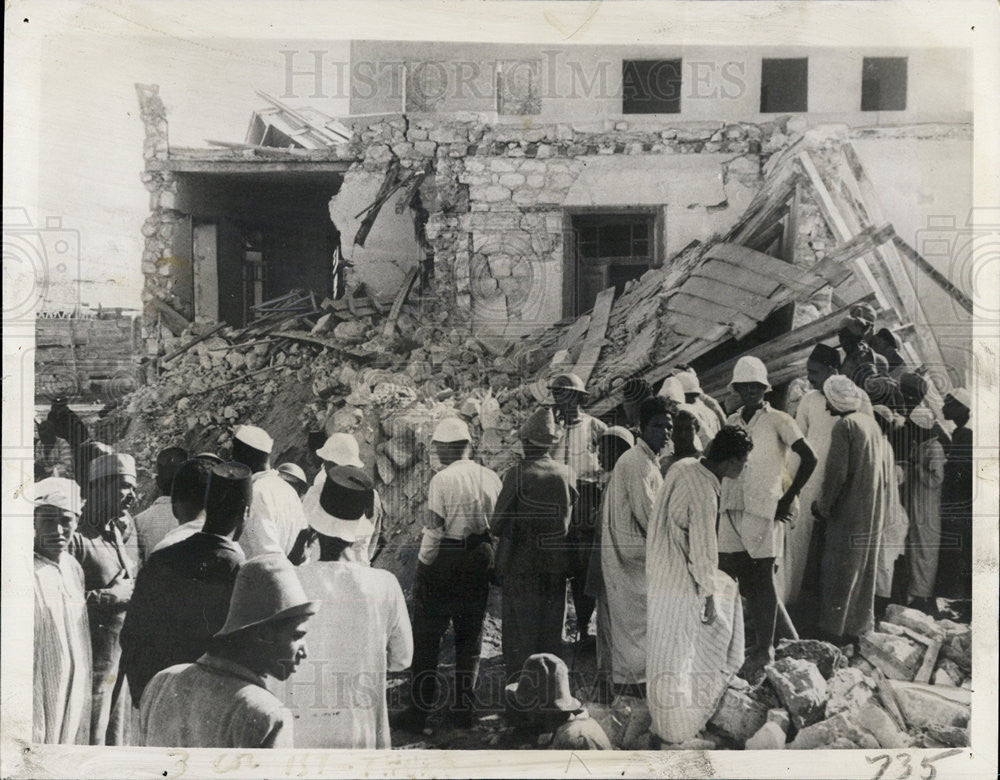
[811,376,889,643]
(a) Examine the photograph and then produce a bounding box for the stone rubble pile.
[107,288,575,586]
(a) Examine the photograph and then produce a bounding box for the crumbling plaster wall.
[342,116,771,336]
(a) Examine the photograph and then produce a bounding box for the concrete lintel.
[147,159,356,174]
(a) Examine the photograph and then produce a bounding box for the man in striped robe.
[646,427,752,745]
[32,478,92,744]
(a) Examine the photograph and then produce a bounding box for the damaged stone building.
[136,42,973,409]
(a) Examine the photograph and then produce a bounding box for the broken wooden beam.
[383,267,420,339]
[147,297,191,337]
[891,234,973,315]
[161,322,228,364]
[574,288,615,386]
[354,160,402,247]
[696,294,879,393]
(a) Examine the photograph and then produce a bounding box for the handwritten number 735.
[867,749,963,780]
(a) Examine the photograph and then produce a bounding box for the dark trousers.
[719,552,797,653]
[502,572,567,683]
[410,537,491,715]
[569,480,602,636]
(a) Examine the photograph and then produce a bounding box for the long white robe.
[34,553,92,744]
[646,460,744,744]
[600,439,662,685]
[782,390,838,603]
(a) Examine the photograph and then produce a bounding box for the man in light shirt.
[231,425,310,564]
[399,418,502,732]
[286,465,412,748]
[718,357,816,668]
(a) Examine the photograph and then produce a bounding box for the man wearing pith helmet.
[399,417,502,732]
[548,371,608,645]
[719,356,816,668]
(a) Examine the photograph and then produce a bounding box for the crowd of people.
[31,306,974,749]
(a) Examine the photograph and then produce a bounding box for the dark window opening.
[760,58,808,113]
[571,213,655,315]
[862,57,907,111]
[623,59,682,114]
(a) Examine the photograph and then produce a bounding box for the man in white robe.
[32,477,92,744]
[600,397,672,691]
[646,427,752,745]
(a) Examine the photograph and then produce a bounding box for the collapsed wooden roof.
[523,135,967,416]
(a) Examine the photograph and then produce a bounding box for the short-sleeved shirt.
[427,459,503,539]
[419,459,502,565]
[719,403,804,559]
[555,413,608,484]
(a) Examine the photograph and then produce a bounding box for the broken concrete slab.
[765,658,829,730]
[883,604,945,641]
[745,721,787,750]
[889,680,971,731]
[774,638,847,680]
[853,702,912,749]
[788,712,880,750]
[709,686,769,744]
[932,658,963,687]
[858,631,923,681]
[825,667,876,717]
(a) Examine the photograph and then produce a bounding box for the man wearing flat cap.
[230,425,309,563]
[286,465,412,748]
[492,407,578,681]
[139,554,317,748]
[32,477,91,745]
[69,452,140,745]
[548,372,607,645]
[121,462,252,708]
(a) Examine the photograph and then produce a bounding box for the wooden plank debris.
[891,234,973,315]
[148,297,191,336]
[383,267,421,339]
[573,288,615,386]
[161,322,228,364]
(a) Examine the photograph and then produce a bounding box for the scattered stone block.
[858,631,923,681]
[826,667,876,717]
[709,687,769,743]
[765,658,829,730]
[854,702,911,749]
[766,708,790,731]
[890,680,970,730]
[788,713,879,750]
[775,639,847,680]
[922,723,969,748]
[745,722,787,750]
[883,604,945,641]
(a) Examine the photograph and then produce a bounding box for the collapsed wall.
[34,311,141,404]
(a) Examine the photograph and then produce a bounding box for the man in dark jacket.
[121,462,252,706]
[491,407,577,682]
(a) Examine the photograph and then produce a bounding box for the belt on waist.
[439,532,491,550]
